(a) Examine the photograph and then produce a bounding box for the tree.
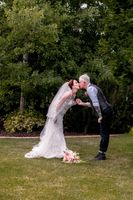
[0,0,63,113]
[0,0,132,133]
[96,0,133,131]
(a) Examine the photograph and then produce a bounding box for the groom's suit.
[87,84,113,153]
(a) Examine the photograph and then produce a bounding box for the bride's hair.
[68,79,78,89]
[68,80,74,89]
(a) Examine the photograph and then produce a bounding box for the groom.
[78,74,113,160]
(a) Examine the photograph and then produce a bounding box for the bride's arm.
[56,91,72,111]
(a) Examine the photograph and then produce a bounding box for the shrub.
[4,110,44,133]
[129,127,133,135]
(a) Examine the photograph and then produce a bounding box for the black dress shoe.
[94,152,106,160]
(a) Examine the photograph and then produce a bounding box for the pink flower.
[63,150,81,163]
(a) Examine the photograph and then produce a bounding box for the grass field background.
[0,133,133,200]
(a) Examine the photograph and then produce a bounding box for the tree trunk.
[19,54,28,113]
[20,89,24,114]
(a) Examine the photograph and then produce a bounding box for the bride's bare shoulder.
[62,91,72,99]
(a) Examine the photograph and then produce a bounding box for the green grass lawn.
[0,134,133,200]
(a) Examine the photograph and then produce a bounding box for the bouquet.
[63,150,81,164]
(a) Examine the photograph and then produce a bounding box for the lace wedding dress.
[25,96,75,159]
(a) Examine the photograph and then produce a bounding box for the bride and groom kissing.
[25,74,113,161]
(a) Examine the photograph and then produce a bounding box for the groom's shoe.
[94,152,106,160]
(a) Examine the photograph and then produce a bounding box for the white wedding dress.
[25,96,75,159]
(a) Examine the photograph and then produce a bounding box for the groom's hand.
[98,117,103,123]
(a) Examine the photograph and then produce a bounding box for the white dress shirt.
[87,84,100,107]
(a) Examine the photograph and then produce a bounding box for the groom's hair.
[79,74,90,83]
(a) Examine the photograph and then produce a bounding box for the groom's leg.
[99,118,110,152]
[95,108,113,160]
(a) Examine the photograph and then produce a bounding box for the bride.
[25,80,79,159]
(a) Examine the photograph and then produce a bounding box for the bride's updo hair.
[68,80,74,89]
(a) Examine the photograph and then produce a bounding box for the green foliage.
[64,106,98,134]
[0,0,132,133]
[4,109,44,133]
[111,87,133,133]
[5,0,59,52]
[97,4,133,85]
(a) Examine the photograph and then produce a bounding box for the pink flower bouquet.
[63,150,81,163]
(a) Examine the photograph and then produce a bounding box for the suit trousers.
[99,107,113,153]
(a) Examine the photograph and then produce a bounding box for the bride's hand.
[76,98,83,105]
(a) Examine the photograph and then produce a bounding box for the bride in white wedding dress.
[25,80,79,159]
